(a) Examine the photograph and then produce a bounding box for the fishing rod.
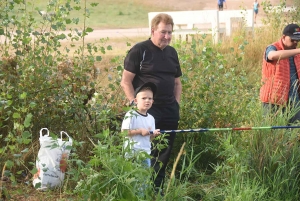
[150,125,300,134]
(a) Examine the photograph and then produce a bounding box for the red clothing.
[260,38,300,105]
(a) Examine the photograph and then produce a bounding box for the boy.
[121,82,160,166]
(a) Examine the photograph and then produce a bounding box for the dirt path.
[0,0,292,42]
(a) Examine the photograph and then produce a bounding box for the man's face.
[151,22,173,50]
[283,35,299,49]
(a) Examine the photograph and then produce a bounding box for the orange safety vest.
[260,38,300,105]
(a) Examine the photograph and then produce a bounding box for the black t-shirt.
[124,39,182,104]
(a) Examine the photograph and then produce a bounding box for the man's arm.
[268,48,300,60]
[174,77,182,104]
[120,70,136,102]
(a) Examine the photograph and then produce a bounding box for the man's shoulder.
[132,39,151,49]
[266,45,277,51]
[127,39,152,54]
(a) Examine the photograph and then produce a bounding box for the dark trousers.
[148,101,180,190]
[218,4,224,11]
[262,102,300,124]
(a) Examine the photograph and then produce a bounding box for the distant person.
[217,0,227,11]
[122,82,160,166]
[260,23,300,124]
[121,13,182,196]
[253,0,260,23]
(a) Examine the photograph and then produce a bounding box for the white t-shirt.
[121,110,155,154]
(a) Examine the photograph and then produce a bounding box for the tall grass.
[169,2,300,200]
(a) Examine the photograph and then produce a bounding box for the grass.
[26,0,179,29]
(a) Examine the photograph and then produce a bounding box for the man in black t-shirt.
[121,13,182,196]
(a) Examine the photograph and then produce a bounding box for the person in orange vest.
[260,24,300,123]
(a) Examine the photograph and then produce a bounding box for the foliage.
[0,0,120,198]
[73,130,153,200]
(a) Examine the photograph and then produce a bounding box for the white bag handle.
[39,128,49,137]
[60,131,73,143]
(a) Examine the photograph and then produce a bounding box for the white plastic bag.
[33,128,73,190]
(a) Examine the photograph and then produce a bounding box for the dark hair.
[134,82,157,97]
[151,13,174,30]
[137,87,153,94]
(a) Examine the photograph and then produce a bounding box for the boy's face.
[135,90,154,111]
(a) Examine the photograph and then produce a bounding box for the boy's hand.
[152,129,160,137]
[140,128,150,136]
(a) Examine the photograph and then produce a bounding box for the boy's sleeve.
[121,113,132,130]
[151,116,156,131]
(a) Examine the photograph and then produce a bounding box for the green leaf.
[0,27,4,35]
[13,112,21,119]
[19,92,27,99]
[22,131,31,138]
[58,33,67,40]
[23,139,31,144]
[74,6,81,10]
[51,25,57,30]
[34,182,42,189]
[96,56,102,61]
[29,102,37,108]
[31,167,38,175]
[21,148,29,153]
[86,27,93,33]
[117,66,123,71]
[5,160,14,168]
[90,3,99,7]
[65,18,72,24]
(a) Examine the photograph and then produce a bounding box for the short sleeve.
[121,111,134,130]
[124,46,141,74]
[265,45,277,62]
